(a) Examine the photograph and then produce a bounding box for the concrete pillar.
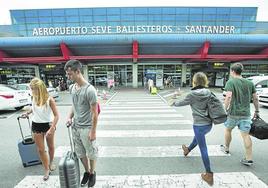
[83,65,88,81]
[181,64,187,87]
[132,63,138,88]
[34,65,40,78]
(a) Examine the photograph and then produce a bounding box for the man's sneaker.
[81,172,90,187]
[240,158,253,166]
[220,145,229,154]
[88,171,96,187]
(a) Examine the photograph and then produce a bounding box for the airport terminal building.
[0,7,268,88]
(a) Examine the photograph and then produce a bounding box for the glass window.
[53,23,66,27]
[175,15,188,21]
[203,14,217,21]
[11,10,25,17]
[13,17,26,23]
[18,30,27,36]
[176,8,189,14]
[94,15,106,22]
[52,9,64,16]
[190,8,203,14]
[79,8,92,16]
[134,8,148,14]
[135,15,147,21]
[189,15,202,21]
[241,27,255,34]
[243,8,257,15]
[107,22,120,27]
[216,21,229,26]
[25,17,39,23]
[243,15,256,21]
[121,8,134,15]
[242,22,256,28]
[53,17,65,23]
[203,8,216,14]
[148,15,162,21]
[230,15,243,21]
[230,8,243,15]
[229,21,242,27]
[39,17,52,23]
[80,16,93,22]
[38,10,51,17]
[216,14,230,21]
[162,8,176,14]
[93,8,106,15]
[120,21,133,26]
[26,24,39,30]
[121,15,134,21]
[93,22,106,26]
[148,20,162,25]
[148,8,162,15]
[25,10,38,17]
[162,15,176,21]
[66,16,80,22]
[107,8,120,15]
[107,15,120,21]
[217,8,230,14]
[65,9,79,16]
[18,24,26,30]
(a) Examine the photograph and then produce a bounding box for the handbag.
[249,117,268,140]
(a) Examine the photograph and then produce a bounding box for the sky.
[0,0,268,25]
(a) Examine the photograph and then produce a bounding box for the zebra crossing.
[15,89,268,188]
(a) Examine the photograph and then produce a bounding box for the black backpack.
[207,92,227,124]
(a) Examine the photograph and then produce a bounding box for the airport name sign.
[32,25,235,36]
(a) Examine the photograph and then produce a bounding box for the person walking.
[221,63,259,166]
[23,77,59,181]
[64,59,99,187]
[169,72,214,186]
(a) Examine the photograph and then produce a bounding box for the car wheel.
[15,106,24,110]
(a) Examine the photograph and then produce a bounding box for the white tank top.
[32,97,52,123]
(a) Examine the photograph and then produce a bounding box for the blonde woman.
[23,78,59,181]
[170,72,214,186]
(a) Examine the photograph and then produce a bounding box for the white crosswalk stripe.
[15,172,268,188]
[15,90,268,187]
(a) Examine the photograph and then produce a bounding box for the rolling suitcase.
[17,115,42,167]
[59,125,80,188]
[151,87,157,94]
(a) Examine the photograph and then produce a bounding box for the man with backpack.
[65,60,99,187]
[221,63,259,166]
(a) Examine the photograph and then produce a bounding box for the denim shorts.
[72,126,98,160]
[224,117,252,133]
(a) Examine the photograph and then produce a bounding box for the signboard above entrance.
[32,25,236,36]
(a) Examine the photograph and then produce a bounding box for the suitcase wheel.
[23,163,26,167]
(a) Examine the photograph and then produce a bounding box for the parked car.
[0,84,31,110]
[13,83,59,100]
[223,75,268,97]
[258,92,268,107]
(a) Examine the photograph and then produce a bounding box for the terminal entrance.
[88,65,132,87]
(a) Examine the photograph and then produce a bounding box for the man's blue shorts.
[224,117,252,133]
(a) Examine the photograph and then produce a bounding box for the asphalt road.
[1,88,268,188]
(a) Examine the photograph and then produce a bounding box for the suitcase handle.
[67,123,75,153]
[17,115,33,142]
